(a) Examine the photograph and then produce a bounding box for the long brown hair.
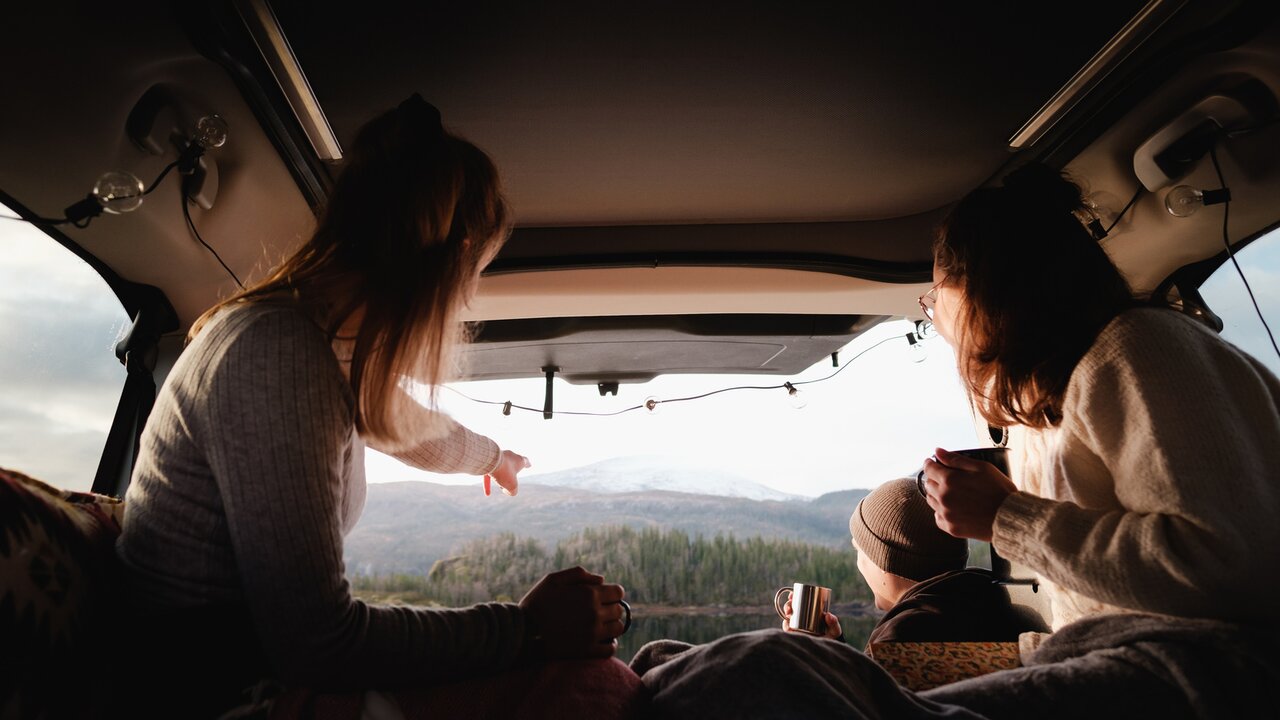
[192,97,511,446]
[934,163,1135,429]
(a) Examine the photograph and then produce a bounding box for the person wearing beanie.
[783,477,1038,647]
[851,477,1037,647]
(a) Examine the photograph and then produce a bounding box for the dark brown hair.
[934,163,1135,428]
[192,101,510,445]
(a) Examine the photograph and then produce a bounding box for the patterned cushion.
[0,467,124,719]
[867,641,1021,691]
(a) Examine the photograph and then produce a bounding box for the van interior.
[3,0,1279,715]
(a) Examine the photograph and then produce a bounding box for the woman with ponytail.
[117,96,627,717]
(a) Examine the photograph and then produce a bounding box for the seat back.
[0,468,124,719]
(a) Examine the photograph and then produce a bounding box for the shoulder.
[193,301,327,349]
[1065,307,1255,405]
[1084,307,1217,365]
[183,301,350,405]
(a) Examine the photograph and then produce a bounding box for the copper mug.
[774,583,831,635]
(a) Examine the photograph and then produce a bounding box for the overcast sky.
[4,199,1278,497]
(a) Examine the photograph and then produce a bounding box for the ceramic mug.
[915,447,1010,498]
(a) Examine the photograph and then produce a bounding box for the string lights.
[447,329,931,419]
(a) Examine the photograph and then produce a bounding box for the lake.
[617,608,882,664]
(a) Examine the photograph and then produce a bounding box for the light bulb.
[92,171,145,214]
[643,396,661,414]
[784,382,807,410]
[914,320,936,340]
[906,333,927,363]
[1165,185,1203,218]
[195,115,229,149]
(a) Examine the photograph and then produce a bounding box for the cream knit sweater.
[118,301,517,686]
[993,307,1280,630]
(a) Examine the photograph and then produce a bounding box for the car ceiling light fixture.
[1008,0,1186,150]
[235,0,343,162]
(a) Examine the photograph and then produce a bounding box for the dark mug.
[915,447,1010,498]
[602,599,631,643]
[618,599,632,634]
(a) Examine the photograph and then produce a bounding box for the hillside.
[344,481,870,575]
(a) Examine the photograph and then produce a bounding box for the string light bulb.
[1164,184,1230,218]
[906,332,927,363]
[784,382,807,409]
[194,114,229,149]
[92,171,145,214]
[643,396,661,414]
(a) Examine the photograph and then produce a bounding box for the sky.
[4,198,1279,496]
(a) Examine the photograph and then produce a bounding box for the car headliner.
[3,1,1280,383]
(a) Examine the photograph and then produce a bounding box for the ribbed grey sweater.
[993,308,1280,629]
[118,301,524,686]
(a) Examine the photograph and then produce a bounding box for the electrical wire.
[446,334,905,417]
[1104,187,1144,235]
[1208,145,1280,363]
[182,196,244,289]
[0,159,182,229]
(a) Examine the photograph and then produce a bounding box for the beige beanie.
[849,477,968,582]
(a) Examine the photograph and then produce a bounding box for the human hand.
[780,599,843,640]
[920,447,1018,542]
[487,450,531,496]
[519,566,627,660]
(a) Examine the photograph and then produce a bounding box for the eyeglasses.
[918,278,946,320]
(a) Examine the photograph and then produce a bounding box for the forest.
[351,525,876,607]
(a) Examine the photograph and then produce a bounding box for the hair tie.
[398,93,445,141]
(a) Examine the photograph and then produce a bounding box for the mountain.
[344,481,870,577]
[521,455,805,501]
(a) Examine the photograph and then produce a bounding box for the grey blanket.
[633,614,1279,719]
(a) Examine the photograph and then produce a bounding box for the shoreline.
[628,602,880,618]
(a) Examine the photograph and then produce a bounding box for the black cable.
[142,160,180,196]
[1208,145,1280,363]
[0,212,77,226]
[1104,187,1144,235]
[182,197,244,289]
[447,334,905,417]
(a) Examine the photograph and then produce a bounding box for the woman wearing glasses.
[916,162,1280,634]
[638,164,1280,719]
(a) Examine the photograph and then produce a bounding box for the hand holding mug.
[774,583,834,637]
[779,598,842,640]
[919,447,1017,542]
[519,566,629,660]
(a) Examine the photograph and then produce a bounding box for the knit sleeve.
[197,308,526,686]
[372,404,502,476]
[992,309,1280,624]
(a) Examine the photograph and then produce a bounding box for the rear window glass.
[353,318,982,658]
[1199,226,1280,377]
[0,206,129,491]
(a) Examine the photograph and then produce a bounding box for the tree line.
[351,525,875,607]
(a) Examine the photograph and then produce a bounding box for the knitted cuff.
[992,491,1053,568]
[485,448,503,476]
